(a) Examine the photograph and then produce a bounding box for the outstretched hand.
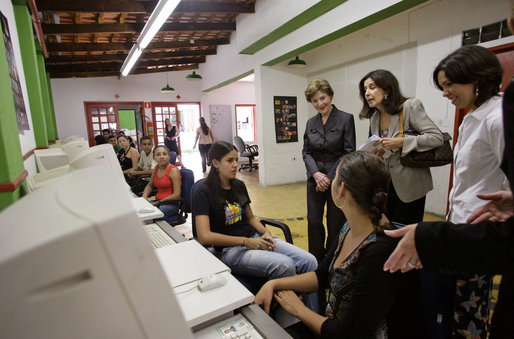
[383,224,422,273]
[466,191,514,224]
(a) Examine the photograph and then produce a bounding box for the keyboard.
[144,223,176,248]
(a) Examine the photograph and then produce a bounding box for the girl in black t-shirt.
[193,141,318,311]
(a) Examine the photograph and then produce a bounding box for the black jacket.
[302,105,355,180]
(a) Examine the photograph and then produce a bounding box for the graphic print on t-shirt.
[224,200,244,226]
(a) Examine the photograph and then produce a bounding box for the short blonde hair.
[304,78,334,102]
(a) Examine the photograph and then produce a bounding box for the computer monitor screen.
[34,148,70,172]
[0,168,194,338]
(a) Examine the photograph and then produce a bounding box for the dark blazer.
[302,105,355,180]
[415,82,514,338]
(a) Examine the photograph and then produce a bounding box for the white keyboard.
[144,223,176,248]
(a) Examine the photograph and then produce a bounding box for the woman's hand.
[466,191,514,223]
[274,290,305,318]
[245,237,275,251]
[254,281,276,314]
[313,172,330,192]
[260,233,276,252]
[378,137,404,150]
[383,224,422,273]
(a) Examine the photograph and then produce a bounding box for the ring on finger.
[407,261,417,268]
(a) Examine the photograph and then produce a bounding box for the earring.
[384,94,388,100]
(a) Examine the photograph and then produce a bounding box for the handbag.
[398,108,453,168]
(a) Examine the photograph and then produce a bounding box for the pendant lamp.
[186,70,202,81]
[161,72,175,92]
[287,56,307,68]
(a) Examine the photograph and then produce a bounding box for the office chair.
[190,179,293,294]
[155,167,194,226]
[233,136,259,172]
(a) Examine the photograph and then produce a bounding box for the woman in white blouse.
[433,45,507,338]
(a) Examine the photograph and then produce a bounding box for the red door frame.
[84,101,145,146]
[446,42,514,213]
[235,104,257,141]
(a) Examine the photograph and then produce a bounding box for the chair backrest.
[169,151,177,165]
[233,136,245,154]
[190,178,205,239]
[179,168,194,213]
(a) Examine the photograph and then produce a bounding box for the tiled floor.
[177,150,445,251]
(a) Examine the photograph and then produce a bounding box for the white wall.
[1,0,38,174]
[200,80,255,142]
[255,66,309,186]
[51,70,203,141]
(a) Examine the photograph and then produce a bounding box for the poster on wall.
[1,12,30,133]
[273,96,297,143]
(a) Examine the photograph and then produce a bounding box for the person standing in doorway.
[302,78,356,263]
[193,117,214,173]
[164,118,183,165]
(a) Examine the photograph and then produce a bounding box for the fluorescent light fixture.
[138,0,181,49]
[121,44,142,76]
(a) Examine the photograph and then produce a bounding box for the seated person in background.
[118,130,136,149]
[108,134,122,153]
[117,135,139,186]
[194,141,318,311]
[254,151,422,338]
[95,135,107,145]
[142,145,181,223]
[102,128,110,141]
[127,136,156,178]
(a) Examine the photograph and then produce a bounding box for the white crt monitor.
[0,167,194,338]
[34,148,70,172]
[49,135,82,148]
[27,144,122,191]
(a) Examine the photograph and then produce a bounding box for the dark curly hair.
[432,45,502,108]
[334,151,392,233]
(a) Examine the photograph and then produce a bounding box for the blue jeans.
[154,203,179,223]
[221,234,319,313]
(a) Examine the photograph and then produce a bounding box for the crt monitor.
[27,144,122,191]
[34,148,70,172]
[0,167,194,338]
[60,139,89,159]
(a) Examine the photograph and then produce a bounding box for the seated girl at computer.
[254,151,422,338]
[193,141,318,310]
[142,145,181,223]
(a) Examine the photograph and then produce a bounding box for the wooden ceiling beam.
[46,38,229,51]
[46,48,216,63]
[48,64,198,78]
[36,1,254,14]
[42,22,236,34]
[45,56,205,72]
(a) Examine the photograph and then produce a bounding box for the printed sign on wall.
[1,12,30,133]
[273,96,297,143]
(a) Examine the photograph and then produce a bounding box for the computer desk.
[131,197,164,223]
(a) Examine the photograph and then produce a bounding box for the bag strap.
[398,105,404,137]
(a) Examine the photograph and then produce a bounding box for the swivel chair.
[190,179,293,294]
[131,151,177,196]
[233,136,258,172]
[155,167,194,226]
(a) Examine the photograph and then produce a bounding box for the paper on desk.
[359,135,393,159]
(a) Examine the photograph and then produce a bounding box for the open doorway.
[119,104,143,151]
[235,104,256,142]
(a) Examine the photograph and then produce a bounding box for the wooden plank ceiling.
[36,0,256,78]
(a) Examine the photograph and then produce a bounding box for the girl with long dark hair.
[193,117,214,173]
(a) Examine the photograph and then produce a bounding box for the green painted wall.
[0,15,28,211]
[119,109,136,131]
[37,50,57,141]
[13,4,47,147]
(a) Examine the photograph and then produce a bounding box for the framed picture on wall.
[1,12,29,133]
[273,96,298,143]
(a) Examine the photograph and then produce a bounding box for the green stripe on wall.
[203,70,254,93]
[263,0,428,66]
[239,0,348,55]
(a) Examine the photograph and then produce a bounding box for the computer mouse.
[197,274,227,291]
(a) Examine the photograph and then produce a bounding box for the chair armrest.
[245,144,258,154]
[155,198,187,218]
[258,217,293,244]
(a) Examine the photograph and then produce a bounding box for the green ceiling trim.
[239,0,349,55]
[263,0,428,66]
[202,69,254,93]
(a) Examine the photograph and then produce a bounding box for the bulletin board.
[273,96,297,143]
